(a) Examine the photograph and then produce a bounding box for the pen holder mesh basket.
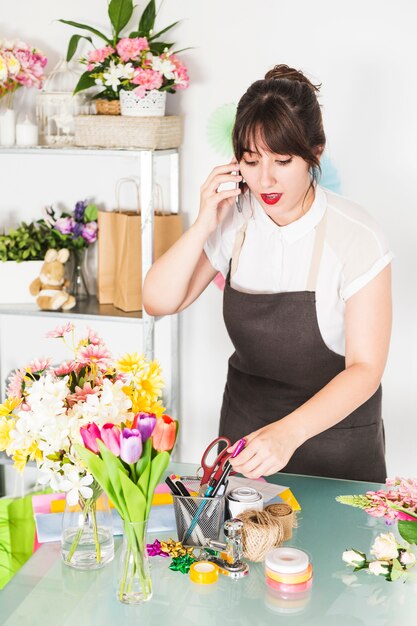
[172,476,225,547]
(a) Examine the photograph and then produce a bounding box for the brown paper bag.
[113,212,182,312]
[97,210,118,304]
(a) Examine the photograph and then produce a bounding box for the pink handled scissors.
[197,436,232,488]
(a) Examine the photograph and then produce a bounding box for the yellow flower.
[12,449,28,472]
[129,389,165,417]
[136,361,164,402]
[27,441,43,463]
[0,417,15,452]
[116,352,146,376]
[0,397,21,417]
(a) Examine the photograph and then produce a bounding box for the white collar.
[251,185,327,244]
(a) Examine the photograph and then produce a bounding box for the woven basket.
[95,99,120,115]
[74,115,182,149]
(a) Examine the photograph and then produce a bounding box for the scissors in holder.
[197,436,232,496]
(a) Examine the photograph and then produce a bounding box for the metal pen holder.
[172,476,225,547]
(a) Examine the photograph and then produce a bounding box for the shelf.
[0,146,178,157]
[0,297,144,323]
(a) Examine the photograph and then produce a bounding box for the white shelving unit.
[0,145,181,489]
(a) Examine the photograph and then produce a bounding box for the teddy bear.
[29,248,76,311]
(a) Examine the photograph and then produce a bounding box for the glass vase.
[0,91,17,147]
[117,520,153,604]
[61,481,114,570]
[70,247,89,300]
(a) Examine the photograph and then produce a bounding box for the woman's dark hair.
[232,64,326,185]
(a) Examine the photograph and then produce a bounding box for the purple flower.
[74,200,87,221]
[120,428,142,464]
[132,412,156,442]
[55,217,75,235]
[72,222,84,238]
[82,222,98,244]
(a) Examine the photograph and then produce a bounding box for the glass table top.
[1,463,416,626]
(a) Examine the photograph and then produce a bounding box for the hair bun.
[264,64,321,93]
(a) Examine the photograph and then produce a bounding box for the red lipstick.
[260,193,283,205]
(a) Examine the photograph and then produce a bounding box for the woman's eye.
[243,160,258,166]
[276,158,293,166]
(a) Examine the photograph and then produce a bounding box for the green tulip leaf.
[96,440,130,519]
[398,520,417,545]
[74,444,121,513]
[118,469,147,523]
[145,451,170,519]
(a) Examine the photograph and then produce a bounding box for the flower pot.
[117,519,152,604]
[0,260,43,303]
[95,99,120,115]
[61,481,114,570]
[120,89,166,117]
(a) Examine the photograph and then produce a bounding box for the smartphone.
[236,178,246,212]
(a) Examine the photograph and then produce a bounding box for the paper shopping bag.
[97,210,118,304]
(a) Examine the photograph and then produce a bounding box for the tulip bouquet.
[342,532,417,582]
[0,322,174,573]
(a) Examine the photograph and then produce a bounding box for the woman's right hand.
[195,162,242,235]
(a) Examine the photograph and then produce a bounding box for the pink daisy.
[54,361,77,377]
[46,322,74,339]
[77,344,112,370]
[87,327,102,346]
[67,382,100,406]
[27,357,52,375]
[6,368,26,398]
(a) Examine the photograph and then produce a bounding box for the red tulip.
[152,415,176,452]
[100,423,121,456]
[80,422,101,454]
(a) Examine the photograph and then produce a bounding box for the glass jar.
[36,59,89,146]
[117,519,153,604]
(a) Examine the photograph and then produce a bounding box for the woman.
[143,64,393,483]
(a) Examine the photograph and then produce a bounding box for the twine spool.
[264,503,295,541]
[239,510,284,562]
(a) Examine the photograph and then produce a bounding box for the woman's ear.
[315,145,325,160]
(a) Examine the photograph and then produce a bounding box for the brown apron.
[220,210,386,482]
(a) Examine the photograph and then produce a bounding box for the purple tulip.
[82,222,98,244]
[55,217,75,235]
[120,428,142,464]
[132,412,156,442]
[80,422,101,454]
[100,423,121,456]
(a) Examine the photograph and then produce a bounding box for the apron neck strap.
[306,212,327,292]
[230,216,251,278]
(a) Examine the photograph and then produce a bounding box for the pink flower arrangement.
[0,40,47,101]
[116,37,149,62]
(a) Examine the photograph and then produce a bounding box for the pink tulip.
[152,415,176,452]
[396,511,417,522]
[80,422,101,454]
[100,423,121,456]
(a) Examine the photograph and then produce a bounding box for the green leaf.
[145,451,170,519]
[398,521,417,545]
[149,20,180,41]
[390,560,405,581]
[108,0,134,39]
[138,0,156,36]
[84,203,98,222]
[58,19,112,45]
[149,42,174,55]
[96,441,130,520]
[66,34,93,62]
[118,469,147,522]
[73,71,97,95]
[74,444,119,509]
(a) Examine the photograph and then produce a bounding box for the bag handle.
[115,176,141,213]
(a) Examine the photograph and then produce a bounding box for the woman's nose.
[259,165,277,189]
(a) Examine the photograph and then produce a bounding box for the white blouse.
[204,185,394,356]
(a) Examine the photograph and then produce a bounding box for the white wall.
[1,0,416,476]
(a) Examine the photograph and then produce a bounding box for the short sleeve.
[340,219,394,301]
[203,205,246,278]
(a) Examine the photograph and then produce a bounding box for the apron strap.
[230,217,251,278]
[306,212,327,292]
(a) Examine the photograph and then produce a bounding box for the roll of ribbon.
[265,563,313,584]
[189,561,219,584]
[265,547,309,574]
[266,575,313,594]
[227,487,264,518]
[264,503,295,541]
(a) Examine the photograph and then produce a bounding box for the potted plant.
[60,0,189,116]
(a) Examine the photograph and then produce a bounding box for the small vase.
[0,92,17,146]
[119,89,166,117]
[62,481,114,570]
[117,520,153,604]
[70,247,89,300]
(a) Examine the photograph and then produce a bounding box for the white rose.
[370,532,399,560]
[368,560,390,576]
[342,550,366,566]
[400,550,416,566]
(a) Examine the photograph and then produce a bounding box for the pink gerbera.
[6,368,26,398]
[67,382,100,406]
[46,323,74,339]
[54,361,77,377]
[27,358,52,375]
[77,344,112,370]
[87,327,102,346]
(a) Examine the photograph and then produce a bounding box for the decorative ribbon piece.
[147,539,169,557]
[169,554,196,574]
[160,538,195,558]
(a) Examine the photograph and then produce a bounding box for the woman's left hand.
[227,420,304,479]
